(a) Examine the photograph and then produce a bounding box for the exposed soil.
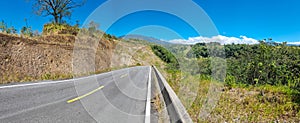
[0,33,114,83]
[0,33,165,84]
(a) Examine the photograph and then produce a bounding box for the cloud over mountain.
[168,35,259,45]
[287,42,300,45]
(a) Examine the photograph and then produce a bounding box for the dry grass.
[158,70,300,122]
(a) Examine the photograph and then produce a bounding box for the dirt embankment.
[0,33,165,84]
[0,33,115,83]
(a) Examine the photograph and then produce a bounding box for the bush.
[21,26,33,37]
[187,41,300,91]
[43,23,79,35]
[0,20,17,34]
[150,44,179,70]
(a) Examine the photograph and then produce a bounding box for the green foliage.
[43,23,79,35]
[187,43,208,58]
[187,42,226,58]
[154,40,300,122]
[103,33,118,40]
[189,40,300,92]
[78,21,119,41]
[8,26,17,34]
[87,21,99,33]
[79,22,102,38]
[0,20,5,32]
[150,44,179,70]
[20,19,34,37]
[21,26,33,37]
[0,20,17,34]
[136,63,142,66]
[226,41,300,89]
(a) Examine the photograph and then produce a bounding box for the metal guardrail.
[152,66,193,123]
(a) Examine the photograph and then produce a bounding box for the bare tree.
[34,0,85,24]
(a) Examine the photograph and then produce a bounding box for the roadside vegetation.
[151,45,179,70]
[1,0,300,122]
[0,20,18,35]
[150,41,300,122]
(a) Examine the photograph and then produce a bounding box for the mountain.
[120,34,171,45]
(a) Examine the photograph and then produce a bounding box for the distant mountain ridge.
[120,34,171,45]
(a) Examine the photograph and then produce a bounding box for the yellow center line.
[67,86,104,103]
[120,74,128,78]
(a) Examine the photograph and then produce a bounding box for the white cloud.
[287,42,300,45]
[168,35,259,45]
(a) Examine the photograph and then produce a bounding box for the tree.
[88,21,99,33]
[34,0,85,24]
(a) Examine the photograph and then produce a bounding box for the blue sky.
[0,0,299,42]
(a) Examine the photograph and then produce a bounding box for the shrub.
[21,26,33,37]
[150,44,179,70]
[42,23,79,35]
[0,20,17,34]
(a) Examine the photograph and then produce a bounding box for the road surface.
[0,66,152,123]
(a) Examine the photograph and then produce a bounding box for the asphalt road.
[0,66,151,123]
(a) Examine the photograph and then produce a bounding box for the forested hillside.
[151,41,300,122]
[188,41,300,90]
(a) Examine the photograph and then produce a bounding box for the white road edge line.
[0,79,74,89]
[145,66,151,123]
[0,67,142,89]
[0,68,129,89]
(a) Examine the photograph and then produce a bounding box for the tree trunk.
[59,15,63,24]
[54,15,59,24]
